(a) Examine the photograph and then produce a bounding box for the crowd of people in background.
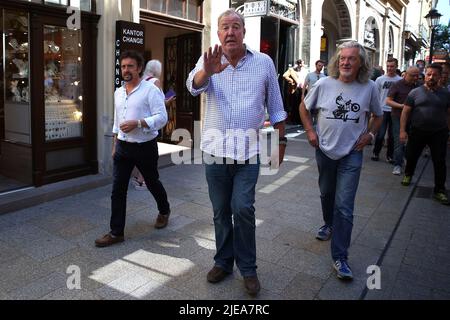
[285,54,449,206]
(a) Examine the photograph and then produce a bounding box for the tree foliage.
[433,24,450,52]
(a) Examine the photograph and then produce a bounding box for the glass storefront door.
[43,25,83,142]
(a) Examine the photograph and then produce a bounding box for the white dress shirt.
[113,80,167,143]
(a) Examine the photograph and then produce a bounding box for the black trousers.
[110,139,170,236]
[404,127,449,193]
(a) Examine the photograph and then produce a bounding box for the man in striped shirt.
[187,9,287,297]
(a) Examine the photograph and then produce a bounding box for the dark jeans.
[316,148,363,261]
[288,89,302,125]
[404,127,448,193]
[373,111,393,159]
[205,159,260,277]
[391,114,405,167]
[110,139,170,236]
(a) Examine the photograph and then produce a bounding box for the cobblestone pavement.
[0,128,448,300]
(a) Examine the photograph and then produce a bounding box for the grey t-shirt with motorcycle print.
[304,77,383,160]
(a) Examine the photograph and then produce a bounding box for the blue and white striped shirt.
[186,46,287,160]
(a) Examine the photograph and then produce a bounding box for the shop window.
[16,0,94,12]
[140,0,202,23]
[3,11,31,145]
[44,25,83,141]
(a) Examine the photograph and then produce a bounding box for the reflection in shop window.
[141,0,202,23]
[44,25,83,141]
[150,0,166,12]
[4,11,31,145]
[44,0,69,5]
[167,0,183,18]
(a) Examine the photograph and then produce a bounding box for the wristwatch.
[368,131,375,144]
[279,137,287,146]
[137,119,142,128]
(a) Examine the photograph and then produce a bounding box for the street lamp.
[425,8,442,64]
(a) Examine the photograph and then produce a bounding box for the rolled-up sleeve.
[143,89,168,131]
[265,58,287,124]
[186,56,209,96]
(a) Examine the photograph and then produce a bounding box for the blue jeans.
[316,148,363,261]
[205,159,260,277]
[391,114,405,167]
[373,111,393,159]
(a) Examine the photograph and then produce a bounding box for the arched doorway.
[321,0,352,63]
[364,17,380,68]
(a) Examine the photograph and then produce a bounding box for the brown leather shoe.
[154,213,170,229]
[244,275,261,297]
[95,233,124,247]
[207,266,231,283]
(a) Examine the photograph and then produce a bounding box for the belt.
[206,153,259,165]
[117,139,153,145]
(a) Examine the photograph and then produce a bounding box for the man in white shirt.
[95,50,171,247]
[371,58,402,163]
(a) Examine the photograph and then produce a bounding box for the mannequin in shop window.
[131,59,176,190]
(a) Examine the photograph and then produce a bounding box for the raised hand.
[203,45,229,76]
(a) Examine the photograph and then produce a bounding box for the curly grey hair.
[327,41,371,83]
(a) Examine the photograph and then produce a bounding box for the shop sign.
[269,0,298,21]
[243,1,267,17]
[115,20,145,89]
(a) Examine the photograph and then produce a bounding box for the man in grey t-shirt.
[300,41,383,280]
[371,58,402,163]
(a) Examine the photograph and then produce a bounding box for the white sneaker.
[392,165,402,175]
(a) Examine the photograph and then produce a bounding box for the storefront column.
[96,0,133,174]
[309,0,324,69]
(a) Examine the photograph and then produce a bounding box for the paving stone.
[8,272,67,300]
[0,255,57,293]
[95,272,152,300]
[277,247,331,280]
[41,287,104,300]
[280,272,325,300]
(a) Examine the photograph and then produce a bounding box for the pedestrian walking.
[300,40,383,280]
[131,59,176,191]
[186,9,287,296]
[371,58,402,163]
[95,50,171,248]
[386,66,420,175]
[283,59,307,124]
[400,63,450,205]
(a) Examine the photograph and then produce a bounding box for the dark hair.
[315,60,325,65]
[426,63,443,74]
[296,59,303,65]
[386,57,398,66]
[119,50,145,77]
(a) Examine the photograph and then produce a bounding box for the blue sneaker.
[316,225,332,241]
[333,259,353,280]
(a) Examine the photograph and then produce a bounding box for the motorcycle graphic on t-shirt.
[326,92,361,123]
